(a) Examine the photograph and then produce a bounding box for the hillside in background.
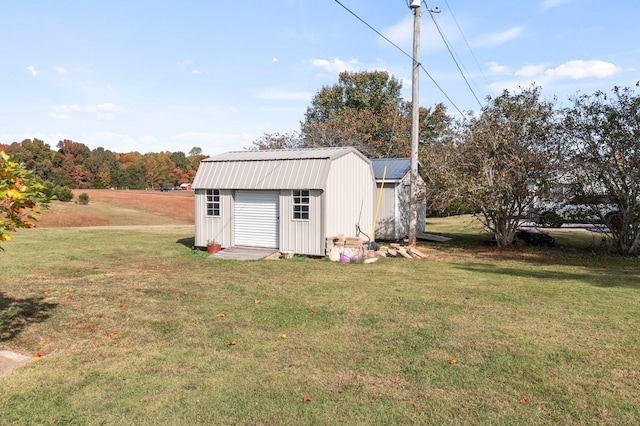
[38,190,195,228]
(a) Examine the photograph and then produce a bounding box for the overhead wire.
[442,0,492,92]
[423,1,484,108]
[332,0,465,116]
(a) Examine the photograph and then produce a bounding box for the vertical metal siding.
[324,152,375,239]
[375,183,400,240]
[279,189,323,256]
[194,189,233,248]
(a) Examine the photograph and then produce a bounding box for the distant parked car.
[534,195,619,228]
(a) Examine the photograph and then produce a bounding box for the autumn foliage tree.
[0,151,47,250]
[559,86,640,254]
[423,86,558,247]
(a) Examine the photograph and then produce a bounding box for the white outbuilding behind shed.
[371,158,426,241]
[192,147,375,256]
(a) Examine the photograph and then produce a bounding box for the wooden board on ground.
[417,232,452,243]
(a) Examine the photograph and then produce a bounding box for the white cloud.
[382,15,413,46]
[474,26,524,47]
[311,58,360,74]
[49,113,69,120]
[487,61,513,75]
[53,104,82,112]
[541,0,571,10]
[25,65,38,77]
[272,57,279,63]
[192,69,202,75]
[49,103,123,121]
[178,60,193,69]
[545,60,621,79]
[515,64,549,77]
[55,66,67,74]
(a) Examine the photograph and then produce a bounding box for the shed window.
[206,189,220,217]
[293,190,310,220]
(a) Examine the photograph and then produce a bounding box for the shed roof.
[193,147,369,190]
[371,158,410,181]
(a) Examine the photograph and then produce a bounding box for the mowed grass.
[1,196,639,425]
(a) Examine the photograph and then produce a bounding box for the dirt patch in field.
[38,189,195,228]
[0,351,31,378]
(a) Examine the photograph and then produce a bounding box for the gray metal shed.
[371,158,426,241]
[192,147,375,256]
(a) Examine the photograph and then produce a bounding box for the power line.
[442,0,492,92]
[423,1,483,108]
[332,0,465,116]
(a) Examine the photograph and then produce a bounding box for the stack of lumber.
[377,243,427,260]
[326,235,365,251]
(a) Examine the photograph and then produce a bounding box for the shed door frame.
[234,191,279,248]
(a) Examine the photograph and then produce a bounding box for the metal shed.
[192,147,375,256]
[371,158,426,241]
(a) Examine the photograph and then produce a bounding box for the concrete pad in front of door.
[210,247,279,260]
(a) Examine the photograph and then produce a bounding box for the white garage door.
[234,191,279,248]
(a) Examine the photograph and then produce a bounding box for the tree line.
[2,70,639,254]
[252,71,640,255]
[0,140,207,192]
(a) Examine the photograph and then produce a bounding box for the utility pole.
[408,0,421,246]
[408,0,439,246]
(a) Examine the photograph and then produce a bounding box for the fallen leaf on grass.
[447,359,458,364]
[108,332,117,338]
[519,397,529,403]
[33,351,42,360]
[302,395,312,403]
[216,313,226,317]
[311,308,320,313]
[280,334,287,339]
[228,341,237,346]
[254,299,260,304]
[66,295,73,300]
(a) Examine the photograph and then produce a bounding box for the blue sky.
[1,0,638,156]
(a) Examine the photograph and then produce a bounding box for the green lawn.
[1,221,639,425]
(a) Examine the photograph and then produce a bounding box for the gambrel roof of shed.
[193,147,370,190]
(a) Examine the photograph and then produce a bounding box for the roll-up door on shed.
[234,191,279,248]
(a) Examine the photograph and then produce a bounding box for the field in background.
[1,195,639,424]
[38,189,194,227]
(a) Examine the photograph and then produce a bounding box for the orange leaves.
[302,395,312,403]
[519,397,530,403]
[32,351,42,360]
[216,312,226,317]
[228,341,237,346]
[66,294,74,301]
[311,308,320,313]
[447,359,458,365]
[279,334,287,339]
[108,332,117,338]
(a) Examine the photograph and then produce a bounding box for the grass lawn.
[1,196,639,424]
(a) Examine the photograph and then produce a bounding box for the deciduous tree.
[424,86,558,247]
[0,151,47,250]
[560,86,640,254]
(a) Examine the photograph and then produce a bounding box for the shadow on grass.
[0,293,57,342]
[454,262,640,290]
[176,236,195,249]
